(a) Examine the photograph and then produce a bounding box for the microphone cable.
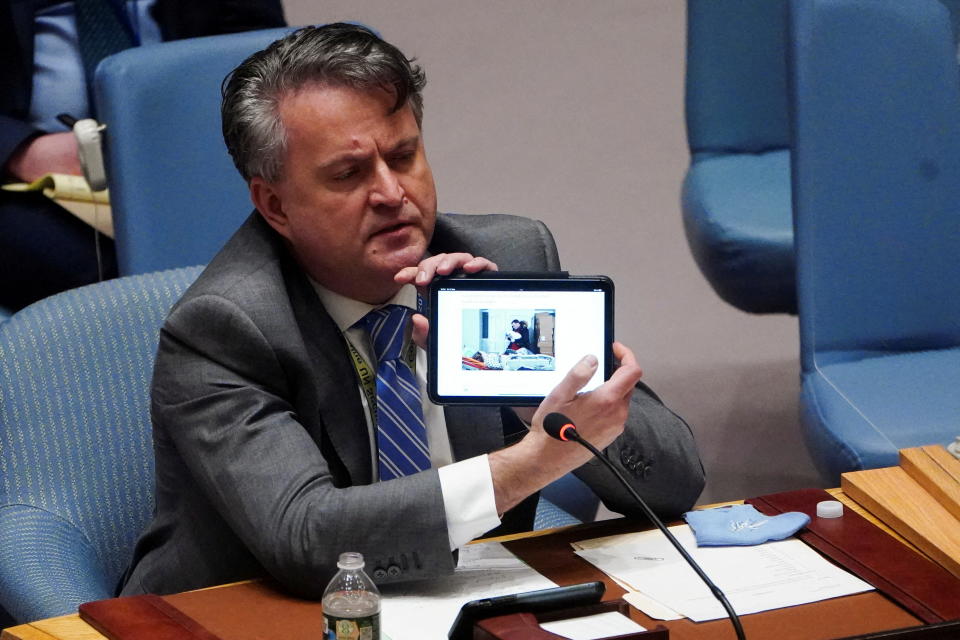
[544,412,746,640]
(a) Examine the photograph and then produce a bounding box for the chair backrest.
[685,0,790,156]
[94,27,294,276]
[0,266,202,619]
[790,0,960,371]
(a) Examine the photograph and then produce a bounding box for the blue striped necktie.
[358,305,430,481]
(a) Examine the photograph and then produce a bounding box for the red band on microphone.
[558,424,575,441]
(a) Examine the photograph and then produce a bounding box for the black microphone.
[543,412,747,640]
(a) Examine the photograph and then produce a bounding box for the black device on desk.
[428,272,614,406]
[448,581,605,640]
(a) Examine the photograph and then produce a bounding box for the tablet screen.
[428,275,613,405]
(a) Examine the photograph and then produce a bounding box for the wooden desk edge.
[0,580,254,640]
[2,616,83,640]
[0,489,908,640]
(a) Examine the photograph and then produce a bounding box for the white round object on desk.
[816,500,843,518]
[947,435,960,460]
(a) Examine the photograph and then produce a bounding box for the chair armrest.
[0,504,114,623]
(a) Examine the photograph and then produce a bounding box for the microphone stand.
[557,423,746,640]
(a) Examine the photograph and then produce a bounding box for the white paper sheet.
[380,541,557,640]
[540,611,647,639]
[621,589,682,621]
[573,525,873,622]
[571,535,682,621]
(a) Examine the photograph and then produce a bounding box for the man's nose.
[369,159,404,208]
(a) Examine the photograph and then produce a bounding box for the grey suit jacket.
[121,212,704,598]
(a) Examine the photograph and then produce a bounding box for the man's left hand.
[395,253,497,349]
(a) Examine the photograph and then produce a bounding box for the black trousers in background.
[0,191,117,311]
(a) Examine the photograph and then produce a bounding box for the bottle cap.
[816,500,843,518]
[337,552,365,569]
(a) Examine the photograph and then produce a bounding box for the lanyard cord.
[342,294,424,426]
[344,333,418,428]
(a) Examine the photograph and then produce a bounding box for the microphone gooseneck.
[543,412,746,640]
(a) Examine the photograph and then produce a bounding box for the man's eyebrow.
[318,150,372,171]
[318,135,420,171]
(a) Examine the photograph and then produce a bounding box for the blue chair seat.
[801,348,960,479]
[539,472,599,524]
[790,0,960,483]
[533,498,581,531]
[681,149,794,314]
[95,28,294,276]
[0,266,202,622]
[682,0,795,314]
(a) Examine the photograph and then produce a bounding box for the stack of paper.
[3,173,113,237]
[540,612,647,639]
[379,541,557,640]
[572,524,873,622]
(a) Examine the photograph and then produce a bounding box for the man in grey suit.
[121,23,705,598]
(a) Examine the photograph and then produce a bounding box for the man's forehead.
[279,83,401,119]
[278,84,417,146]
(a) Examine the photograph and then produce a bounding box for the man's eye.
[333,168,358,181]
[389,152,415,167]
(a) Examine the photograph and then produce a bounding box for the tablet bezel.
[427,273,614,406]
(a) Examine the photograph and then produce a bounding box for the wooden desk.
[0,490,931,640]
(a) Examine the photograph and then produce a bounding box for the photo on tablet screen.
[429,275,612,405]
[460,308,557,372]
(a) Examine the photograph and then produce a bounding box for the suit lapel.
[283,256,373,486]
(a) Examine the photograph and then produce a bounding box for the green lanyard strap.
[344,333,418,426]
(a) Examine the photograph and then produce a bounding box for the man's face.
[251,84,437,303]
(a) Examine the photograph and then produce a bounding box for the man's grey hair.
[221,23,426,183]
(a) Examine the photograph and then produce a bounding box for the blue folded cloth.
[683,504,810,547]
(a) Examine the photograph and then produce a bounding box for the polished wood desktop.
[0,489,937,640]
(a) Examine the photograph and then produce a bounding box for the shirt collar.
[310,280,419,332]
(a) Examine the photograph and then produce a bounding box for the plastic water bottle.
[322,552,381,640]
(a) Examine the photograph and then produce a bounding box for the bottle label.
[323,612,380,640]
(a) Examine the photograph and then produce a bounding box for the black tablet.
[447,581,605,640]
[427,273,614,406]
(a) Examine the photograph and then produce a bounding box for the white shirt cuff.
[438,454,501,550]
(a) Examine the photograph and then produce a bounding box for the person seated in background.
[120,23,705,598]
[0,0,286,311]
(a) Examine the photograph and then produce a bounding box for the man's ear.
[250,176,291,240]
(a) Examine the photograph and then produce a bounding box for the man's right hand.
[5,132,83,183]
[487,341,643,516]
[528,341,642,451]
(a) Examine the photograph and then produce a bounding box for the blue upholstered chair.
[682,0,796,314]
[537,472,597,527]
[0,266,202,622]
[93,27,294,276]
[789,0,960,482]
[533,495,583,530]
